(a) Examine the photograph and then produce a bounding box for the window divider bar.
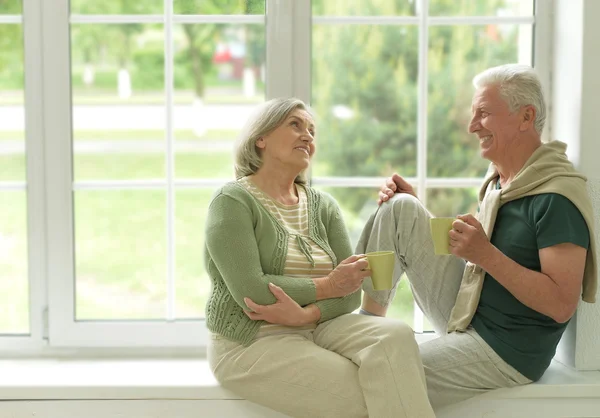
[312,15,419,25]
[43,0,77,347]
[292,0,312,103]
[73,180,167,190]
[311,177,486,188]
[0,15,22,23]
[265,0,294,98]
[72,179,238,190]
[0,182,27,190]
[533,0,553,143]
[23,0,46,345]
[312,16,534,26]
[417,0,429,204]
[164,0,176,321]
[71,178,484,191]
[70,15,164,24]
[428,16,535,25]
[70,14,264,25]
[172,14,264,24]
[415,0,430,334]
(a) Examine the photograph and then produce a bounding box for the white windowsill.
[0,358,599,402]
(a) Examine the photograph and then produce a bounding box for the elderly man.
[356,64,598,409]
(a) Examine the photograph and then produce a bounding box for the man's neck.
[496,137,542,186]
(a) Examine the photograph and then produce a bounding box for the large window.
[1,0,546,350]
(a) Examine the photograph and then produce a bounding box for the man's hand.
[448,214,494,265]
[244,283,321,326]
[378,173,417,205]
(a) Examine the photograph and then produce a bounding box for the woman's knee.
[378,319,419,347]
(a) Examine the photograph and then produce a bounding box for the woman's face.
[255,109,316,172]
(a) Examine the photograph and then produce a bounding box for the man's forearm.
[479,246,571,322]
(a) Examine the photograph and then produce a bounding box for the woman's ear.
[255,137,266,149]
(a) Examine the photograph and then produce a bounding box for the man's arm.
[480,243,586,323]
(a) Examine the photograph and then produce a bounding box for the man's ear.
[520,105,536,131]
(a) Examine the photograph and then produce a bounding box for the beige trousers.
[208,313,435,418]
[356,193,532,409]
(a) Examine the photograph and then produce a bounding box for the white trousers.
[208,313,435,418]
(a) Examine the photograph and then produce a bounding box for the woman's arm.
[205,193,319,309]
[239,193,364,325]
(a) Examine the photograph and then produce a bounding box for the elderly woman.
[204,98,434,418]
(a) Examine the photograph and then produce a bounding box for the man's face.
[468,85,522,163]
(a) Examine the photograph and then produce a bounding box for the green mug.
[429,217,455,255]
[364,251,395,290]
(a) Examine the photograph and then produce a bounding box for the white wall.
[553,0,600,371]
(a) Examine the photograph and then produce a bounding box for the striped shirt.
[240,177,334,334]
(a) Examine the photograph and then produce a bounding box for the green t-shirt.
[471,193,590,381]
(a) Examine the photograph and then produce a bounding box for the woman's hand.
[378,173,417,205]
[327,255,371,298]
[244,283,321,326]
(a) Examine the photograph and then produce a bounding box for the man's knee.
[377,193,427,223]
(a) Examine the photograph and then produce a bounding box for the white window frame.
[0,0,552,352]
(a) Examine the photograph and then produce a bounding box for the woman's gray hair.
[234,97,313,184]
[473,64,546,135]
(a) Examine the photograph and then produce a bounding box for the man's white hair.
[473,64,546,135]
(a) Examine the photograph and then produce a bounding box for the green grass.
[0,129,239,141]
[74,188,216,319]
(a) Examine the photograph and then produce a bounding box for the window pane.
[0,192,28,334]
[71,24,165,181]
[175,189,215,319]
[0,20,27,334]
[174,0,265,15]
[75,191,166,320]
[312,0,416,16]
[312,25,418,178]
[0,23,24,181]
[71,0,162,14]
[426,187,480,218]
[427,24,532,178]
[0,1,21,14]
[429,0,533,16]
[173,23,265,178]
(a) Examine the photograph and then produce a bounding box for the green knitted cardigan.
[204,181,360,346]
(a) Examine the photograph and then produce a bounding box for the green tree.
[312,0,519,217]
[174,0,264,98]
[71,0,158,95]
